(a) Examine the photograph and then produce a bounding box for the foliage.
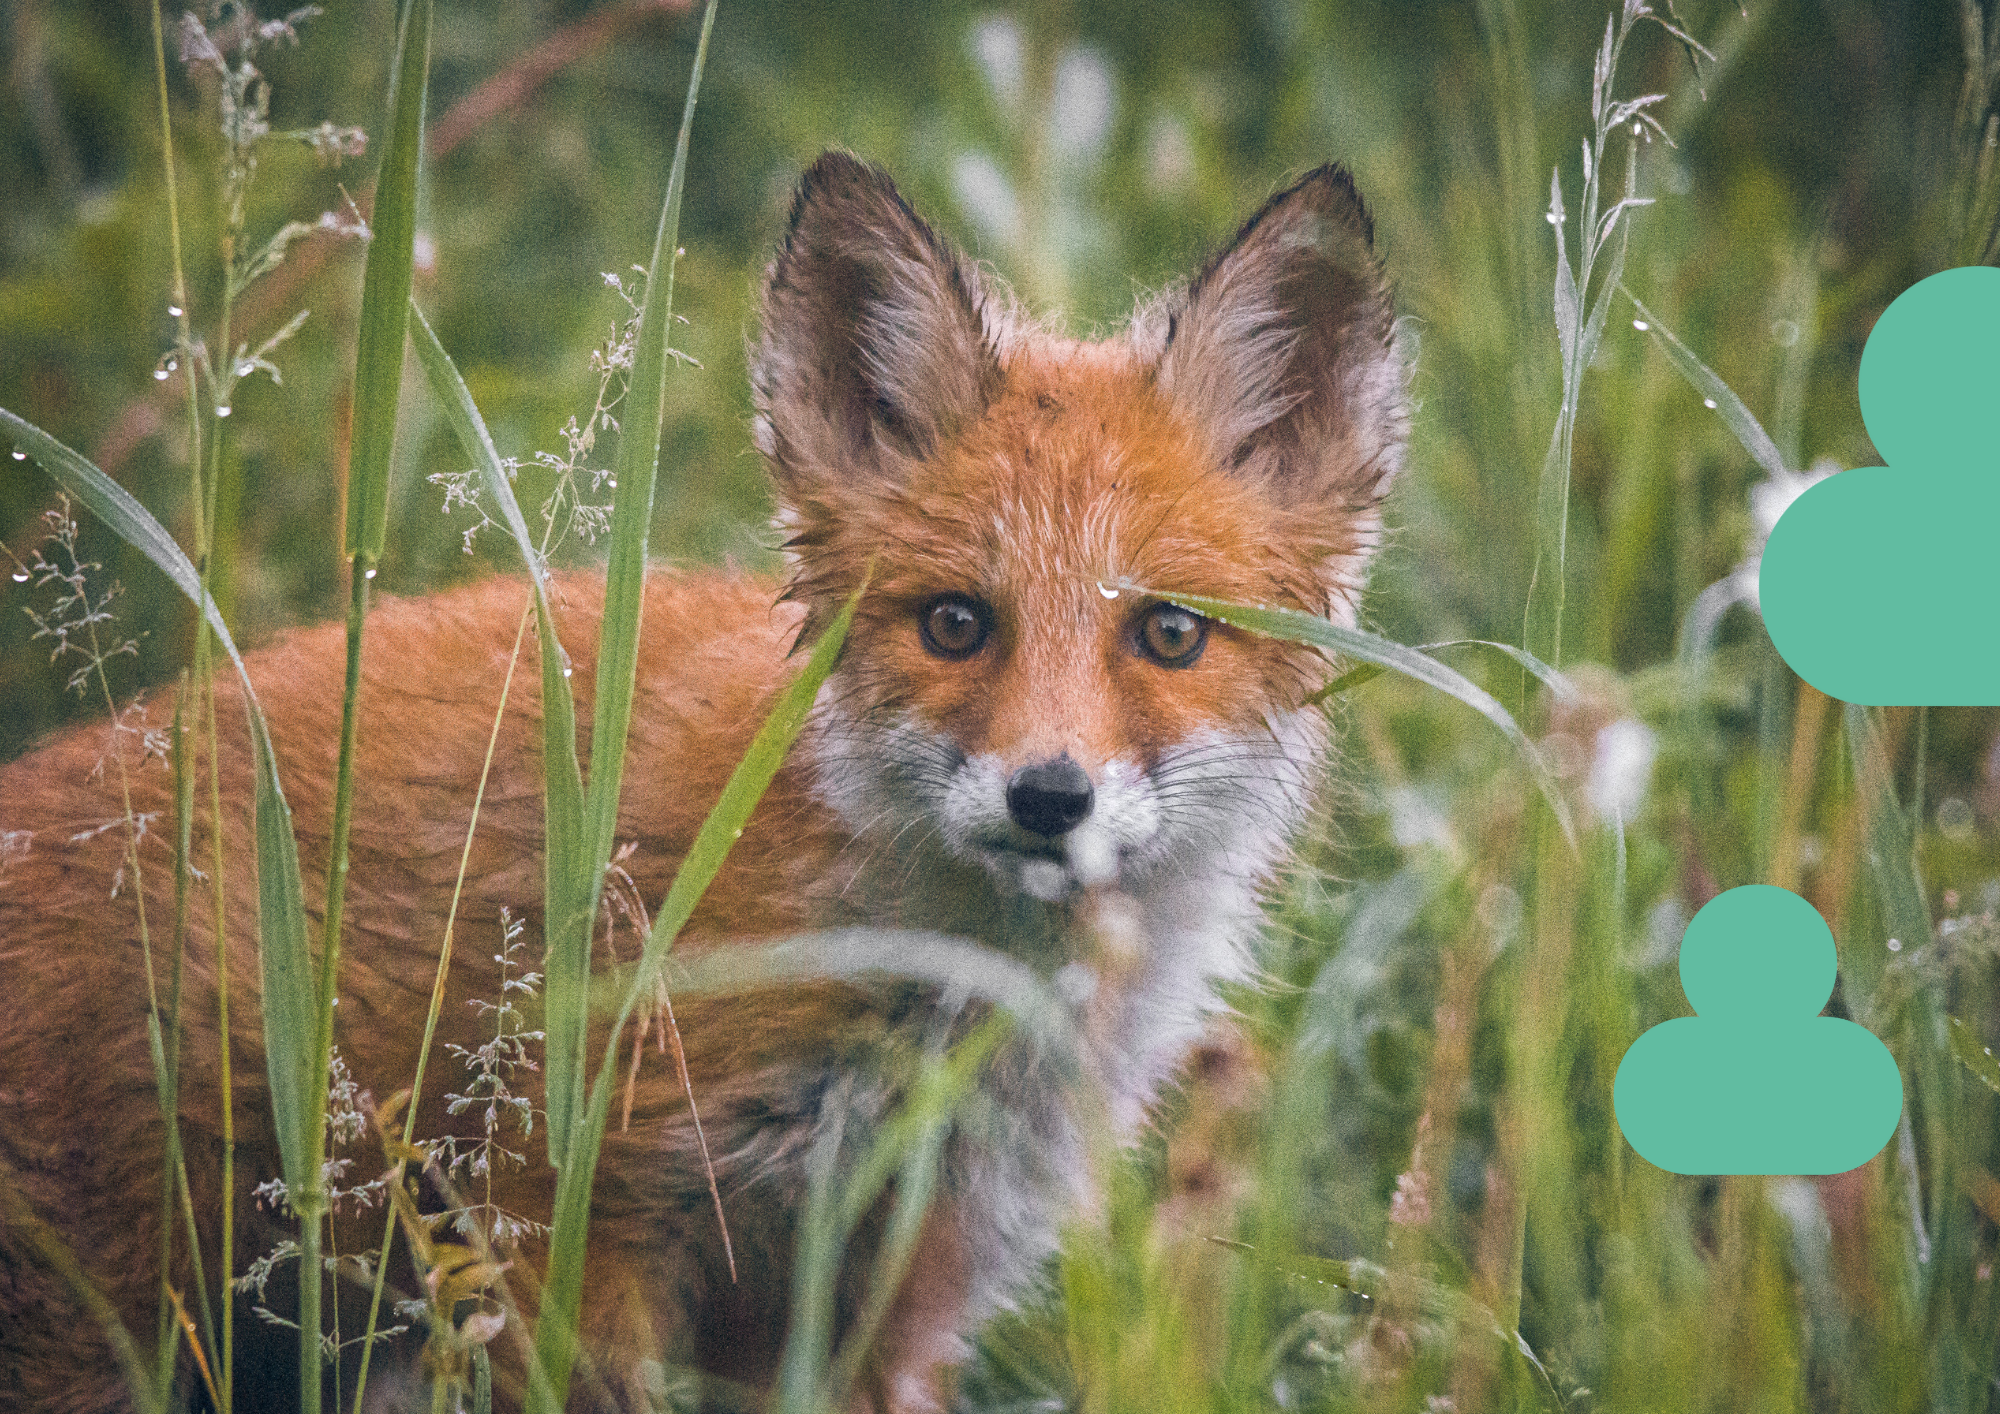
[6,1,2000,1412]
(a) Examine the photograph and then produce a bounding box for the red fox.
[0,152,1406,1411]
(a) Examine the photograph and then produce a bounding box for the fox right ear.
[1155,164,1408,515]
[752,153,1000,495]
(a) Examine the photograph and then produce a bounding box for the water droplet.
[1888,937,1903,952]
[676,246,685,257]
[10,570,28,583]
[236,362,253,378]
[153,368,170,381]
[1545,211,1560,225]
[363,566,378,580]
[165,358,178,372]
[1632,319,1650,332]
[216,405,233,419]
[1097,582,1119,599]
[1632,121,1642,137]
[732,827,743,839]
[1703,398,1718,410]
[562,666,574,678]
[607,478,617,489]
[10,450,24,460]
[167,303,184,318]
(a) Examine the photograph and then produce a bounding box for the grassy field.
[5,0,2000,1410]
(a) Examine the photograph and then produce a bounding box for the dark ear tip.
[788,150,904,232]
[1276,162,1375,248]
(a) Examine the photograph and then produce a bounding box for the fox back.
[0,153,1406,1412]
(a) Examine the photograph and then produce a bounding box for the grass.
[5,0,2000,1411]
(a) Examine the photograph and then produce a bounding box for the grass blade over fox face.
[0,152,1406,1411]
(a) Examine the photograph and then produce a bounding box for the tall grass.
[7,1,2000,1412]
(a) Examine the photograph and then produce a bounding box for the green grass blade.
[1549,170,1579,375]
[534,648,590,1173]
[1576,155,1636,372]
[526,566,857,1414]
[1947,1016,2000,1095]
[4,411,227,651]
[542,0,717,1169]
[1305,637,1575,707]
[1621,281,1789,480]
[780,1016,1011,1414]
[1526,168,1581,669]
[582,0,718,890]
[1,409,320,1194]
[586,0,718,852]
[252,713,319,1199]
[1210,1239,1562,1410]
[1152,590,1575,843]
[660,931,1068,1049]
[344,0,432,561]
[407,303,589,1166]
[408,306,548,596]
[1845,702,1958,1270]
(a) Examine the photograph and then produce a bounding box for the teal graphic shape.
[1613,885,1903,1176]
[1760,265,2000,703]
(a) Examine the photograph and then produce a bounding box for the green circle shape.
[1858,265,2000,469]
[1677,884,1835,1021]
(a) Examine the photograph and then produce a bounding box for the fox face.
[753,155,1407,1101]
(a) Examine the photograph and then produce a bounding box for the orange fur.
[0,153,1408,1411]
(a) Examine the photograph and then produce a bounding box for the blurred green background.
[8,1,2000,1410]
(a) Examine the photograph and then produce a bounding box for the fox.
[0,151,1407,1412]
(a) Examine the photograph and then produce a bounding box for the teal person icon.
[1613,885,1903,1175]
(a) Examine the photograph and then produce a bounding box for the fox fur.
[0,152,1408,1412]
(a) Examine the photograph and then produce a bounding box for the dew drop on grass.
[1545,211,1560,225]
[154,367,171,382]
[1097,582,1119,599]
[562,666,574,678]
[363,566,377,580]
[216,405,233,419]
[1888,937,1903,952]
[10,571,28,583]
[10,449,25,461]
[167,303,184,318]
[1632,319,1649,332]
[1703,398,1718,409]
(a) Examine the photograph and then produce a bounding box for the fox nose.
[1006,755,1095,838]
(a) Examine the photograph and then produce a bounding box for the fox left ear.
[1154,164,1408,546]
[752,152,1000,497]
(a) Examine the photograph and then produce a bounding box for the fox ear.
[752,152,999,493]
[1155,165,1408,516]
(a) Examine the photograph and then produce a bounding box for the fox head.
[752,152,1407,915]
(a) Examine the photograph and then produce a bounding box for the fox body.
[0,154,1406,1411]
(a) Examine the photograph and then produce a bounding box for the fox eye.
[1138,603,1208,668]
[919,596,991,659]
